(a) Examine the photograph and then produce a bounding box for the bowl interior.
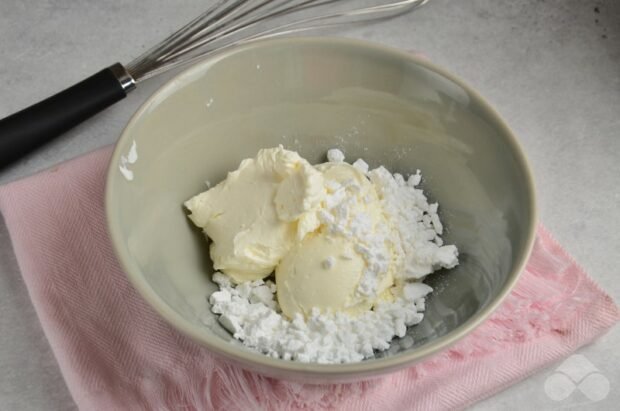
[106,38,535,377]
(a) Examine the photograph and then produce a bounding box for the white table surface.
[0,0,618,409]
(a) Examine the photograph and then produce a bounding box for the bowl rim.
[105,36,538,378]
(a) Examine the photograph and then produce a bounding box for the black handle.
[0,64,131,169]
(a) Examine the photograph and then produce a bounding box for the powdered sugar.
[316,162,394,299]
[367,165,458,280]
[321,257,335,269]
[326,148,345,163]
[207,272,430,363]
[352,158,369,174]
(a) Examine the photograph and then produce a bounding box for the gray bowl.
[105,37,536,382]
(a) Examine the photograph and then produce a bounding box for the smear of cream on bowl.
[119,140,138,181]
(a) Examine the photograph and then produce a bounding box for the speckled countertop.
[0,0,618,409]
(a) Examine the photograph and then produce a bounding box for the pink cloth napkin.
[0,146,617,411]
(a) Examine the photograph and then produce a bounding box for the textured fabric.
[0,146,617,411]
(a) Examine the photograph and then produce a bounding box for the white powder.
[321,257,335,269]
[352,158,369,174]
[207,272,430,363]
[317,171,393,299]
[367,166,458,280]
[205,150,459,363]
[326,148,345,162]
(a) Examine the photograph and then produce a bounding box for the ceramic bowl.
[106,37,536,382]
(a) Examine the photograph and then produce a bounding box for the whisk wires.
[126,0,428,82]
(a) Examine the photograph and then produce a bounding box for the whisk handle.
[0,63,135,169]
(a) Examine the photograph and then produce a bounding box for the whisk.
[0,0,429,168]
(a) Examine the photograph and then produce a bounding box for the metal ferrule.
[108,63,137,93]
